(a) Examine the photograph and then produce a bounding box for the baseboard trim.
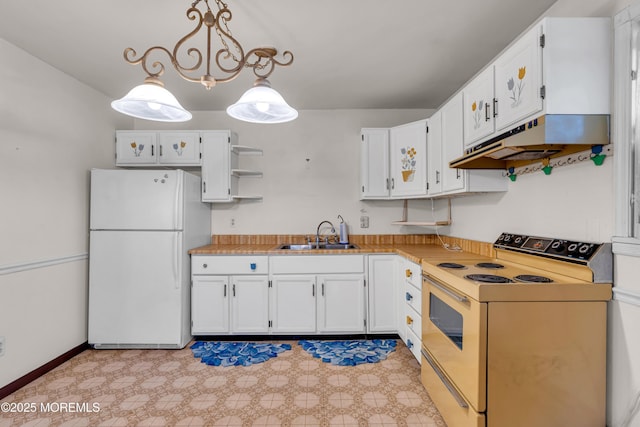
[0,342,89,400]
[193,333,401,342]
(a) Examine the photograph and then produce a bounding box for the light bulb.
[255,102,270,113]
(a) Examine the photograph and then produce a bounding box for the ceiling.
[0,0,559,113]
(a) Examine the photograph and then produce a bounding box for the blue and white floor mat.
[190,341,292,367]
[298,339,397,366]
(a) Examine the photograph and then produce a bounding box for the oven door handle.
[421,348,469,409]
[423,275,469,303]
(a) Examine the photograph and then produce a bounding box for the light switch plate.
[360,216,369,228]
[0,336,5,357]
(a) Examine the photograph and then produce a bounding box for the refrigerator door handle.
[173,233,182,289]
[174,172,182,230]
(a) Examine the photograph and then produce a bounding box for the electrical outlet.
[230,218,236,228]
[360,216,369,228]
[0,336,5,357]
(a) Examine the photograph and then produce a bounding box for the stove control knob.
[550,241,565,252]
[568,243,579,252]
[578,244,592,254]
[503,234,512,242]
[514,236,523,244]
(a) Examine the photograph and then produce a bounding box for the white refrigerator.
[88,169,211,349]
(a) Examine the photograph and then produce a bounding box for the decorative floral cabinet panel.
[389,119,428,198]
[493,24,543,132]
[158,132,202,165]
[462,67,496,148]
[115,131,157,165]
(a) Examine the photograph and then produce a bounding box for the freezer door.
[89,230,188,347]
[90,169,184,231]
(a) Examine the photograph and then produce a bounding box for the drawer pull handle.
[224,284,227,297]
[421,348,469,409]
[423,275,468,303]
[405,269,412,278]
[405,292,413,302]
[406,316,413,325]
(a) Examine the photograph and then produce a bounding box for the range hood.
[449,115,610,169]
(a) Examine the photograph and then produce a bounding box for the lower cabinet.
[317,274,366,333]
[367,255,398,333]
[270,275,317,333]
[230,275,269,333]
[192,276,229,334]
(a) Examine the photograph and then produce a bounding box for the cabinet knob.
[406,316,413,325]
[405,269,412,278]
[202,263,208,268]
[407,339,414,349]
[405,292,413,301]
[250,263,257,271]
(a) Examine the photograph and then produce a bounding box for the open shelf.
[231,145,263,155]
[232,195,263,200]
[391,199,452,226]
[231,169,263,177]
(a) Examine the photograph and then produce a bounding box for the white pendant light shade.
[227,78,298,124]
[111,78,192,122]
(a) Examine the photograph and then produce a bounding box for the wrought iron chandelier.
[111,0,298,124]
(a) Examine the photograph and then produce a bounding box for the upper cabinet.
[115,131,202,166]
[429,93,507,197]
[201,131,263,203]
[389,120,428,198]
[462,17,610,150]
[361,120,428,200]
[360,128,391,199]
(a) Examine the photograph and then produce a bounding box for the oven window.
[430,293,463,350]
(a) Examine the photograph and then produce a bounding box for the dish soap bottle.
[338,215,349,244]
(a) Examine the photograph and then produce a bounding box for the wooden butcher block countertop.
[189,235,495,265]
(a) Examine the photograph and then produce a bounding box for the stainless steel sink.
[277,243,359,250]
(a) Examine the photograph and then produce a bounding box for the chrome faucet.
[315,220,336,245]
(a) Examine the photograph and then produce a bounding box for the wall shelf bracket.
[392,198,452,226]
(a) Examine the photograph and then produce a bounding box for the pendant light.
[227,78,298,124]
[111,77,192,122]
[111,0,296,124]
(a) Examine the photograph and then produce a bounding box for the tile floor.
[0,339,446,426]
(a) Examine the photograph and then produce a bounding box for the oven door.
[421,272,487,412]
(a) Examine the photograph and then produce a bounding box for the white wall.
[0,39,128,388]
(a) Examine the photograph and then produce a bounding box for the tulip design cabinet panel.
[115,131,202,166]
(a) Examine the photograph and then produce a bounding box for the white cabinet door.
[270,275,317,333]
[192,277,229,334]
[462,67,495,148]
[427,110,443,196]
[494,24,543,132]
[389,120,428,198]
[115,131,157,165]
[159,132,201,166]
[367,255,397,333]
[317,274,366,333]
[230,275,269,333]
[441,93,465,193]
[201,131,232,202]
[360,128,390,199]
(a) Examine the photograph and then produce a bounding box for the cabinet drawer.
[404,282,422,315]
[404,260,421,289]
[405,304,422,337]
[270,255,364,274]
[406,327,422,363]
[192,256,268,275]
